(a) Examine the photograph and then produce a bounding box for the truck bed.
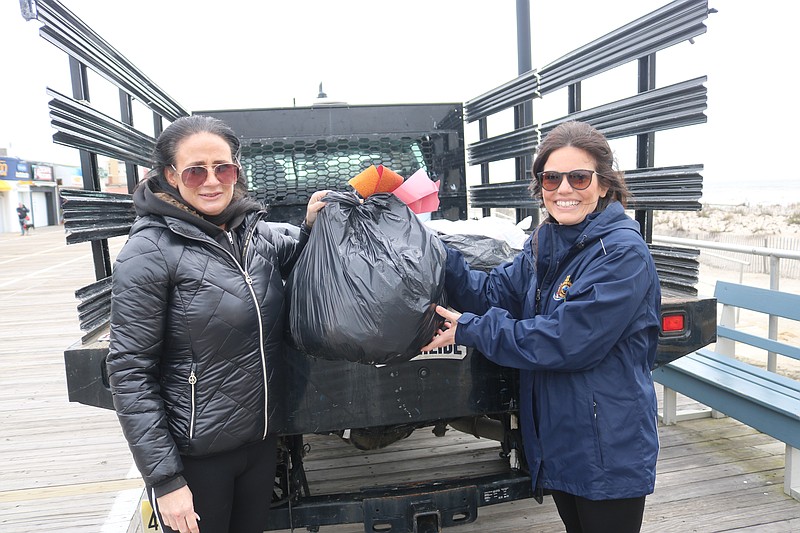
[302,429,510,495]
[269,428,533,531]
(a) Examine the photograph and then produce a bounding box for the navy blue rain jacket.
[447,202,661,500]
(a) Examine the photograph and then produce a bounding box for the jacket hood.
[133,177,261,234]
[552,201,639,248]
[132,178,229,236]
[530,201,639,272]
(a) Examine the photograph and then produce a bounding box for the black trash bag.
[287,191,446,365]
[439,233,519,272]
[266,221,301,239]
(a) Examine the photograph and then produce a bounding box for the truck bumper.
[267,471,534,531]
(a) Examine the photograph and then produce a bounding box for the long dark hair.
[529,121,629,216]
[143,115,250,202]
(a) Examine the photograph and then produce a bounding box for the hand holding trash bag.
[287,190,447,365]
[420,305,460,352]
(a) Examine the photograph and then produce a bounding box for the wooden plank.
[719,325,800,361]
[0,228,133,533]
[4,227,800,533]
[715,281,800,320]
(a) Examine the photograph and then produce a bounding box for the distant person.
[16,203,29,236]
[422,121,661,533]
[107,115,329,533]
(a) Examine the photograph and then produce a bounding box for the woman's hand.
[303,190,330,228]
[156,485,200,533]
[420,305,461,352]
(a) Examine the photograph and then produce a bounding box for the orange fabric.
[373,165,404,194]
[349,164,403,197]
[349,165,380,197]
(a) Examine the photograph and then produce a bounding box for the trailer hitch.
[363,486,477,532]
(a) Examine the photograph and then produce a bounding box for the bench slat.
[715,281,800,321]
[717,325,800,362]
[654,352,800,449]
[671,350,800,415]
[690,349,800,400]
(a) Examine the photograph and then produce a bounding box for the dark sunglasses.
[171,163,240,188]
[536,169,595,191]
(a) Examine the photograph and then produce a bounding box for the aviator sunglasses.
[536,169,595,191]
[171,163,240,188]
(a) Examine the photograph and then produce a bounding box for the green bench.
[652,280,800,500]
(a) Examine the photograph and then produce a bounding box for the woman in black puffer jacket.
[107,115,328,533]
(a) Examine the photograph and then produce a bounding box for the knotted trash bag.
[287,191,446,365]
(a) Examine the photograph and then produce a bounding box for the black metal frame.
[463,0,714,294]
[199,103,468,223]
[464,0,709,121]
[21,0,186,338]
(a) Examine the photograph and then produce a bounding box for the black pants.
[153,436,278,533]
[551,490,646,533]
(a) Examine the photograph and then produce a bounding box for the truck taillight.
[662,313,685,333]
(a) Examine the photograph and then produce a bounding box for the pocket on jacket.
[589,395,604,468]
[591,392,643,470]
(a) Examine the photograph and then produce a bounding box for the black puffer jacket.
[107,209,305,492]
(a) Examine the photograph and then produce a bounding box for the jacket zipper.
[171,213,271,440]
[241,268,269,439]
[240,214,260,260]
[239,216,269,438]
[188,362,197,439]
[592,398,605,467]
[537,225,587,310]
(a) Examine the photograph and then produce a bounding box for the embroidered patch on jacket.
[553,275,572,301]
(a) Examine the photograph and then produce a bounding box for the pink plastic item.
[392,169,440,214]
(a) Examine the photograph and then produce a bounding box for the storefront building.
[0,156,61,233]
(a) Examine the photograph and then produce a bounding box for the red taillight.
[662,314,685,332]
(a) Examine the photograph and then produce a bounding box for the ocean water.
[701,180,800,207]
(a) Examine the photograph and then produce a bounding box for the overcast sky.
[1,0,797,205]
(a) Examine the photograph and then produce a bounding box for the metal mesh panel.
[200,103,467,224]
[241,135,440,223]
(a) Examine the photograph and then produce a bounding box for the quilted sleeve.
[107,231,184,489]
[262,220,309,277]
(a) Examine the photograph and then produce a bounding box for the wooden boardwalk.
[1,225,799,532]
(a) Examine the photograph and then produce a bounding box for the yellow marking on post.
[141,499,160,531]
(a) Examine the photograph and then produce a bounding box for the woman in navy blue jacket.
[422,121,661,533]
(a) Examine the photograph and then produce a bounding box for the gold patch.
[553,275,572,301]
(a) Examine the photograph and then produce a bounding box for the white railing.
[653,235,800,291]
[654,235,800,372]
[656,232,800,279]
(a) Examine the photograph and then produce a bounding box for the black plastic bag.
[439,233,519,272]
[287,191,446,365]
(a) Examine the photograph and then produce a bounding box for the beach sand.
[653,202,800,236]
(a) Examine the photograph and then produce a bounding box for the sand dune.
[653,203,800,236]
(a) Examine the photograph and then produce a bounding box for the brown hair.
[145,115,250,202]
[529,121,629,215]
